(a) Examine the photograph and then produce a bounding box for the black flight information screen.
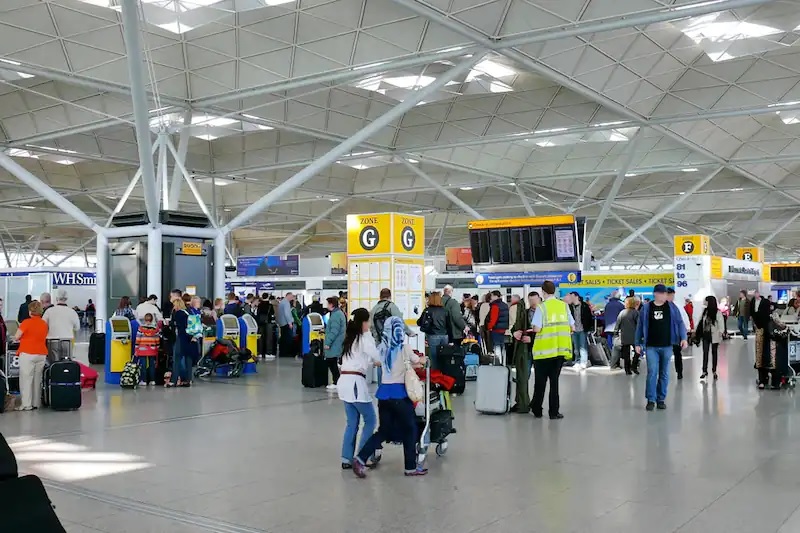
[467,216,585,265]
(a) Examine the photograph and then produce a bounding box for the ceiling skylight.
[7,146,83,165]
[149,112,274,139]
[675,12,793,62]
[351,55,518,105]
[528,127,640,148]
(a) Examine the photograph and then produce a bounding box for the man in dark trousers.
[530,281,573,419]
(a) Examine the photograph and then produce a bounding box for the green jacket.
[510,302,532,366]
[324,308,346,359]
[442,294,467,340]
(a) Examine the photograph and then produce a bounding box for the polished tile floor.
[3,339,800,533]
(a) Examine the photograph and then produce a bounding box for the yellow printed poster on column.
[391,213,425,256]
[674,235,709,256]
[762,263,771,282]
[736,247,764,262]
[710,256,723,279]
[330,252,348,275]
[347,213,392,255]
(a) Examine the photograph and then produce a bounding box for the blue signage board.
[0,271,97,286]
[236,255,299,276]
[475,271,581,286]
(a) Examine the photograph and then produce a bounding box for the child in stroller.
[194,339,248,378]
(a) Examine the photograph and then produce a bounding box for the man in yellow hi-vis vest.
[530,280,574,419]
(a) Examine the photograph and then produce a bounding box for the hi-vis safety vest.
[532,298,573,360]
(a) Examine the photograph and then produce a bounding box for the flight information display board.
[468,215,585,266]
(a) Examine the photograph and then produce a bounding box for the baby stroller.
[194,339,246,378]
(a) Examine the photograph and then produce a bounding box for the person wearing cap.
[136,294,163,323]
[666,288,691,380]
[43,289,80,361]
[635,284,688,411]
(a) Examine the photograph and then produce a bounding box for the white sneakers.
[326,384,338,391]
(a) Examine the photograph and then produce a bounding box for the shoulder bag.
[402,346,424,403]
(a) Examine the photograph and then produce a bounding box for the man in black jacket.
[568,292,593,369]
[17,295,32,323]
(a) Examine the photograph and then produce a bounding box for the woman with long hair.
[615,297,640,375]
[338,308,381,470]
[167,298,193,388]
[699,295,725,381]
[324,297,346,390]
[417,291,448,370]
[351,316,428,478]
[114,296,135,321]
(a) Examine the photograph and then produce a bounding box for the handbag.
[403,347,424,403]
[612,331,621,348]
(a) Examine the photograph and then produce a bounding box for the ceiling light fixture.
[459,186,474,191]
[730,187,744,192]
[19,205,36,210]
[681,168,699,172]
[625,172,637,177]
[195,134,218,141]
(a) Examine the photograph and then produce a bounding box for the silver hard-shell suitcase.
[474,350,510,415]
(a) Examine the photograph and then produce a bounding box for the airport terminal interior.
[3,0,800,531]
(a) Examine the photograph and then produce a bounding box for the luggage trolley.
[416,358,456,465]
[783,325,800,389]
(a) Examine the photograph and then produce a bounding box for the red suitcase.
[78,362,98,389]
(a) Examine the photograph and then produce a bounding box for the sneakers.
[148,381,156,386]
[700,372,708,380]
[352,459,367,479]
[646,402,655,411]
[404,467,429,477]
[326,384,338,391]
[341,462,353,470]
[657,402,667,410]
[713,373,718,381]
[139,381,146,386]
[549,413,564,420]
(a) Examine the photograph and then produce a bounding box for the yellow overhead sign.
[182,242,203,256]
[674,234,709,256]
[561,273,673,287]
[735,247,764,262]
[467,215,575,230]
[347,213,392,255]
[762,263,771,282]
[392,213,425,256]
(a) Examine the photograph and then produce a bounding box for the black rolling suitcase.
[0,475,67,532]
[301,340,328,388]
[42,360,81,411]
[88,319,106,365]
[439,345,466,394]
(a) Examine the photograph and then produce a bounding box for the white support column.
[96,232,108,325]
[401,159,485,219]
[567,175,602,212]
[120,0,159,227]
[514,183,535,216]
[168,109,193,211]
[223,54,483,233]
[105,142,158,227]
[732,194,770,249]
[214,232,226,300]
[266,199,347,255]
[0,152,100,232]
[586,131,643,249]
[600,166,723,263]
[146,226,162,298]
[164,138,217,227]
[157,134,169,210]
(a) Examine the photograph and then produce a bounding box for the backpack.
[186,312,203,337]
[373,302,392,340]
[418,308,434,334]
[120,359,140,389]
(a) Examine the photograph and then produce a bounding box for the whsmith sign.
[0,271,97,286]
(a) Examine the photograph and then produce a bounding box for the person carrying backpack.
[416,291,448,369]
[370,289,415,343]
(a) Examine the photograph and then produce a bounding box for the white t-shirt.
[135,301,163,322]
[337,334,381,403]
[43,304,80,340]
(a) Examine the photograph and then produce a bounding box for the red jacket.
[684,303,694,330]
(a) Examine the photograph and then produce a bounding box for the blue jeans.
[341,401,377,463]
[491,332,507,363]
[737,316,749,339]
[645,346,672,403]
[427,334,449,370]
[170,342,193,384]
[139,357,155,383]
[572,331,588,365]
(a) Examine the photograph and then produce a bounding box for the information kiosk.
[105,316,135,385]
[302,313,325,356]
[238,314,260,357]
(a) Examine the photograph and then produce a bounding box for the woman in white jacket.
[699,295,725,381]
[338,308,381,470]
